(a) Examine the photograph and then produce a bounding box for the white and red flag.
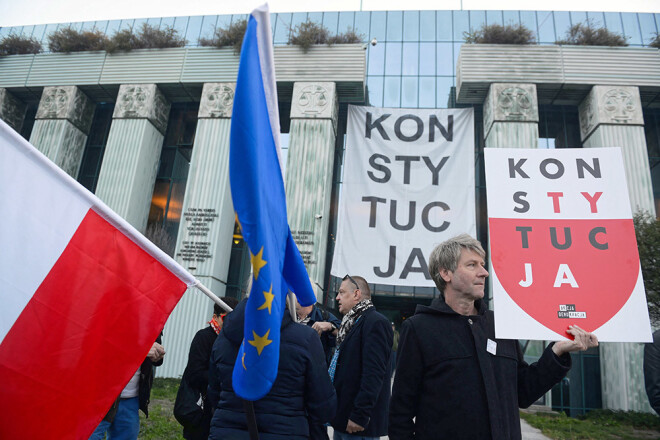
[0,119,197,439]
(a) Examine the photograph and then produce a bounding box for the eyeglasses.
[343,274,360,291]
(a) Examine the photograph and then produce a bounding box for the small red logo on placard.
[489,218,639,337]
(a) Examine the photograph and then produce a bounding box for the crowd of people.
[93,233,605,440]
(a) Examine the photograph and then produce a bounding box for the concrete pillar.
[483,83,539,149]
[285,82,338,301]
[29,86,95,178]
[159,83,237,378]
[579,85,655,412]
[95,84,170,232]
[0,88,27,133]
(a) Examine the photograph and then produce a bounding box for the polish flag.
[0,119,197,439]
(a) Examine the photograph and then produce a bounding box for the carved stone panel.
[0,88,27,132]
[483,83,538,136]
[199,83,235,119]
[290,82,338,127]
[578,85,644,141]
[36,86,95,134]
[113,84,171,135]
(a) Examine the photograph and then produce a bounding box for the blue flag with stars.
[229,3,316,401]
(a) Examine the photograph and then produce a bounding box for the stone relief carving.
[0,89,26,132]
[199,83,235,118]
[291,82,337,126]
[113,84,171,135]
[578,86,643,141]
[36,86,95,134]
[483,83,538,136]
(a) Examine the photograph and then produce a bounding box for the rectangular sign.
[485,147,652,342]
[331,105,476,287]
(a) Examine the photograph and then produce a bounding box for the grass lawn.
[520,409,660,440]
[138,378,184,440]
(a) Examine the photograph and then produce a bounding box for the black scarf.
[336,299,374,347]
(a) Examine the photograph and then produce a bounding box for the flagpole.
[194,282,234,313]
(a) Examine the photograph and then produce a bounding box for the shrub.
[650,33,660,49]
[199,19,247,54]
[48,27,108,53]
[464,23,536,45]
[634,211,660,325]
[289,20,365,52]
[106,23,186,53]
[556,21,628,46]
[0,34,43,55]
[327,28,364,45]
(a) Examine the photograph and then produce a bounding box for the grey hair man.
[389,234,598,440]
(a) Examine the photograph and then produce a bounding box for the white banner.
[485,147,652,342]
[331,105,476,287]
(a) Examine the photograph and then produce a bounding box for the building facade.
[1,8,659,415]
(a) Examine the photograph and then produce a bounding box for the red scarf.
[209,317,222,335]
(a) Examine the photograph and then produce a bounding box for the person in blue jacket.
[207,298,337,440]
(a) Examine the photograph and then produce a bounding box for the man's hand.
[552,325,599,357]
[147,342,165,362]
[346,419,364,433]
[311,321,334,336]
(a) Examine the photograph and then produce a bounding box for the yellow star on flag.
[242,352,247,370]
[250,247,267,280]
[257,284,274,314]
[248,329,273,356]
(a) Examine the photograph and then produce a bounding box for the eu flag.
[229,4,316,401]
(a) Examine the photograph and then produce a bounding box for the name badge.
[487,339,497,355]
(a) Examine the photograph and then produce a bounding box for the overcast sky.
[0,0,659,27]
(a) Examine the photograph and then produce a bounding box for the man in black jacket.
[389,234,598,440]
[644,329,660,415]
[330,275,393,439]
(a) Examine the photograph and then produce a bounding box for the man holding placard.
[389,234,598,440]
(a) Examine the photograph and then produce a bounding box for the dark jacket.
[305,304,341,365]
[389,297,571,440]
[208,299,337,440]
[331,307,393,437]
[644,329,660,416]
[181,325,217,439]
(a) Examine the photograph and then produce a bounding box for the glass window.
[384,77,401,107]
[402,42,418,75]
[621,13,642,45]
[419,42,435,75]
[338,11,355,34]
[486,10,503,26]
[199,15,218,43]
[453,11,469,41]
[160,17,176,29]
[436,76,453,109]
[307,12,323,24]
[323,12,339,35]
[537,11,555,43]
[370,11,387,41]
[401,77,418,108]
[40,24,59,45]
[0,27,14,39]
[31,25,46,42]
[367,76,384,107]
[503,11,520,26]
[184,16,203,45]
[133,18,148,32]
[570,12,588,26]
[437,42,453,76]
[403,11,419,41]
[554,11,571,42]
[387,11,403,41]
[469,10,486,33]
[273,12,292,44]
[354,11,371,39]
[77,104,114,193]
[367,43,385,75]
[290,12,308,36]
[385,42,402,75]
[420,11,435,41]
[586,12,606,28]
[146,17,161,28]
[20,25,35,38]
[172,17,189,43]
[520,11,538,42]
[419,77,436,108]
[603,12,624,36]
[453,42,462,75]
[639,13,658,46]
[80,21,96,32]
[436,11,452,41]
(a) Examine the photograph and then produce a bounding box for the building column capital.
[0,88,27,133]
[198,83,236,119]
[578,85,643,142]
[113,84,171,135]
[291,82,338,132]
[483,83,538,139]
[36,86,95,134]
